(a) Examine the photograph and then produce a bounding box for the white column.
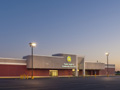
[75,56,78,77]
[83,58,85,76]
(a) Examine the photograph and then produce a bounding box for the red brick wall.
[0,65,73,76]
[79,69,115,76]
[79,70,83,75]
[26,69,49,76]
[99,68,115,75]
[0,65,27,76]
[90,70,99,75]
[0,65,49,76]
[79,70,99,76]
[0,64,115,76]
[58,69,72,76]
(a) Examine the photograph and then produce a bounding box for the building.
[0,53,115,77]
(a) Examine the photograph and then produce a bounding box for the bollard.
[95,74,96,78]
[20,75,24,79]
[23,74,26,79]
[31,76,34,79]
[26,75,29,79]
[83,75,85,78]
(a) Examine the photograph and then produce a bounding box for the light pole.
[105,52,109,77]
[29,42,36,79]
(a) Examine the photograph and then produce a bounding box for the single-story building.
[0,53,115,77]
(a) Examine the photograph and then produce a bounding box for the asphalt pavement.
[0,76,120,90]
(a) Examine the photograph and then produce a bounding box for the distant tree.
[116,71,120,75]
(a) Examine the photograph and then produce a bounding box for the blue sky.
[0,0,120,70]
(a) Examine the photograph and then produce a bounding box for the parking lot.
[0,76,120,90]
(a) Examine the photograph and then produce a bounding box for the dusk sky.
[0,0,120,70]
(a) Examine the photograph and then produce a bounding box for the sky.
[0,0,120,70]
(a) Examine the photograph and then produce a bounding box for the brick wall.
[58,69,72,76]
[0,65,50,76]
[0,65,73,76]
[99,68,115,75]
[0,64,115,76]
[0,65,27,76]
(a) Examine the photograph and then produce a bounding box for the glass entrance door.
[49,70,58,77]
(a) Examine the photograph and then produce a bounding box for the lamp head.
[105,52,109,56]
[29,42,37,47]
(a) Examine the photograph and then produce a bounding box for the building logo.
[67,56,71,62]
[62,56,75,68]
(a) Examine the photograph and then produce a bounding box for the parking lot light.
[29,42,37,79]
[105,52,109,77]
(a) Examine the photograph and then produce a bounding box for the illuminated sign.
[67,56,71,62]
[62,63,76,68]
[62,56,75,68]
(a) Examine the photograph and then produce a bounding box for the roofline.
[85,61,105,64]
[0,62,26,65]
[105,64,115,66]
[52,53,77,56]
[0,57,26,60]
[23,55,64,58]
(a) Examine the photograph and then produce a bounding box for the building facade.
[0,53,115,77]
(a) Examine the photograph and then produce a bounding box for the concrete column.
[83,58,85,76]
[75,56,78,77]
